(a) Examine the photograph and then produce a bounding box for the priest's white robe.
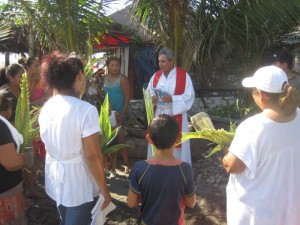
[146,67,195,165]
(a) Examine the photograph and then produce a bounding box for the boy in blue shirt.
[127,114,196,225]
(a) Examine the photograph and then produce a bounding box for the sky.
[106,0,131,15]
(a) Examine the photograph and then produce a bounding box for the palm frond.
[15,0,112,54]
[15,73,39,155]
[142,88,156,155]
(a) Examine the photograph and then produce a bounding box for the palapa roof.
[108,4,154,43]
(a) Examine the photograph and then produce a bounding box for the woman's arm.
[119,75,131,124]
[222,151,246,174]
[83,132,111,209]
[0,143,26,170]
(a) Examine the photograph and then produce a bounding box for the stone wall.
[127,96,238,121]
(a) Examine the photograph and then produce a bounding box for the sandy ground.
[26,154,227,225]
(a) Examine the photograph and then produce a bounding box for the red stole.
[153,67,186,148]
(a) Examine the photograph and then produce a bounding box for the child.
[127,114,196,225]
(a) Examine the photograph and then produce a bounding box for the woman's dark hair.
[18,56,38,70]
[106,56,120,66]
[40,51,84,92]
[148,114,179,149]
[0,64,24,87]
[0,89,12,112]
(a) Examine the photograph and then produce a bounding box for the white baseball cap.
[242,65,288,93]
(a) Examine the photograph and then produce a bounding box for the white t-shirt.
[227,110,300,225]
[39,95,101,207]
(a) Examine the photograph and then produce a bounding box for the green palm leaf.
[15,73,39,155]
[143,88,156,156]
[99,94,130,154]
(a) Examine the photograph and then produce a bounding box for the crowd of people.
[0,47,300,225]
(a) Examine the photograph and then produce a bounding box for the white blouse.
[39,95,101,207]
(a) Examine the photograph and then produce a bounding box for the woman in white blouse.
[38,52,111,225]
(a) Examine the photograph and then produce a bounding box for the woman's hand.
[101,189,112,210]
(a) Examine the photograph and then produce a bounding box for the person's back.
[129,159,194,225]
[227,110,300,225]
[127,114,196,225]
[223,66,300,225]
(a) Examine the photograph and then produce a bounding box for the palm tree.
[131,0,300,79]
[1,0,117,57]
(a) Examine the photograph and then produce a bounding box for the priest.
[146,48,195,165]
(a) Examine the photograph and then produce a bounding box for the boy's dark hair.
[274,49,294,70]
[149,114,179,149]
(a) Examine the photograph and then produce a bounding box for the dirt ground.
[26,136,228,225]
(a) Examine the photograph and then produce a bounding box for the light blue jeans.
[58,197,98,225]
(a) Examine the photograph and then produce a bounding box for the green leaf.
[205,145,222,158]
[143,88,156,156]
[99,94,111,142]
[15,73,38,154]
[98,94,131,155]
[102,144,130,155]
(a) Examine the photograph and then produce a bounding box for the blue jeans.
[58,197,98,225]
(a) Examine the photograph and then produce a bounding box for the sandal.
[124,166,131,174]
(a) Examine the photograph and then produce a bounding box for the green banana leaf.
[99,94,130,154]
[102,144,129,155]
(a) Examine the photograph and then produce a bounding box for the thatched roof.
[109,4,154,43]
[0,29,28,53]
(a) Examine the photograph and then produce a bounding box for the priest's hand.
[161,93,172,102]
[152,95,157,105]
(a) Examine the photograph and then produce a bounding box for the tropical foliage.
[131,0,300,81]
[99,94,129,155]
[182,125,236,157]
[0,0,115,56]
[14,73,39,154]
[143,88,156,155]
